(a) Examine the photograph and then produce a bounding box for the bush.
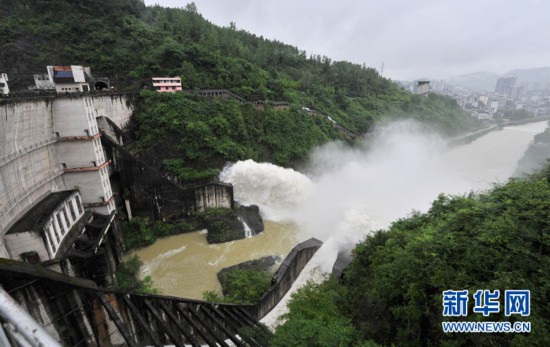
[272,279,354,347]
[122,216,204,249]
[115,255,158,294]
[204,269,271,304]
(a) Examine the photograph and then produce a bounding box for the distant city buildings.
[507,85,524,101]
[0,73,9,95]
[495,77,516,94]
[417,75,550,122]
[152,76,182,93]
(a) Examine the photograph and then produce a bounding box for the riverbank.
[448,116,550,147]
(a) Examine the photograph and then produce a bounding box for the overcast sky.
[143,0,550,81]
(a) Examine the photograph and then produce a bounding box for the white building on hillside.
[33,73,56,90]
[414,80,430,95]
[152,76,182,93]
[47,65,92,93]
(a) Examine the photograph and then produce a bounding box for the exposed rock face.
[331,250,353,280]
[205,205,264,244]
[238,205,264,234]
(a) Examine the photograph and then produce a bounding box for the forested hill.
[2,0,479,173]
[2,1,475,125]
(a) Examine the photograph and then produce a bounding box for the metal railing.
[0,287,61,347]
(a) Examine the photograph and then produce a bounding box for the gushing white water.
[238,216,255,238]
[220,120,549,328]
[220,161,313,221]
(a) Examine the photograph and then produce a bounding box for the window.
[56,213,65,236]
[69,200,77,220]
[63,207,71,225]
[21,251,40,264]
[75,195,84,214]
[45,232,55,254]
[53,225,61,243]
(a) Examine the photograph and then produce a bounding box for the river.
[127,120,548,308]
[126,220,298,299]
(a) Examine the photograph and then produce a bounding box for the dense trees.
[274,166,550,346]
[132,91,339,177]
[2,0,478,137]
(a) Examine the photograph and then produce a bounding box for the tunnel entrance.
[94,80,109,90]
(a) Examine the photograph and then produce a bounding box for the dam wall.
[0,94,134,250]
[92,93,135,130]
[254,238,323,319]
[0,99,65,254]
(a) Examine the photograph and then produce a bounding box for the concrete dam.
[0,93,322,345]
[0,94,134,240]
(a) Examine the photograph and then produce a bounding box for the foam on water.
[220,160,313,221]
[220,120,549,329]
[140,245,187,276]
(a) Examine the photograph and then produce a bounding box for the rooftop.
[6,190,77,235]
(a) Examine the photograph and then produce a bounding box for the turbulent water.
[127,221,297,299]
[219,120,549,327]
[128,120,547,323]
[222,122,547,261]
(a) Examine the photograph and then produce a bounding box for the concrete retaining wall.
[253,238,323,319]
[92,93,135,130]
[0,99,65,245]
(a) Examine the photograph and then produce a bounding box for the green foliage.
[133,91,338,172]
[115,255,158,294]
[202,290,224,302]
[272,165,550,346]
[239,323,274,347]
[122,216,202,249]
[272,279,355,347]
[204,268,271,304]
[3,0,477,140]
[222,269,271,304]
[122,217,156,249]
[340,173,550,346]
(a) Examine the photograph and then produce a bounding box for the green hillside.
[2,0,477,141]
[1,0,482,176]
